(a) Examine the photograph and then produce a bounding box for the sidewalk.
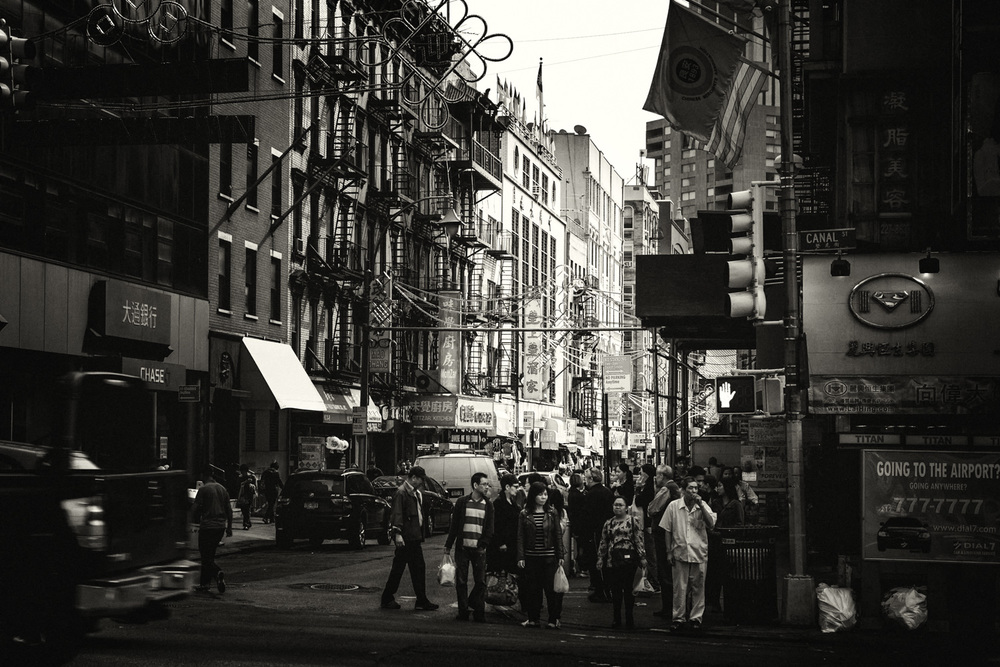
[205,526,997,661]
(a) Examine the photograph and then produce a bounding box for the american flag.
[690,58,769,169]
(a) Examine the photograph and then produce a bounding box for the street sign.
[352,406,367,435]
[800,228,856,251]
[716,376,756,414]
[602,355,632,393]
[178,384,200,402]
[369,331,392,373]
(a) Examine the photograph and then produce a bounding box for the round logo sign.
[669,46,715,98]
[848,273,934,330]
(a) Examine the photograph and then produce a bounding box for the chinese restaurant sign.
[437,292,461,394]
[521,298,546,401]
[862,450,1000,563]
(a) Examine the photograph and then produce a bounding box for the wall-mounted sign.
[602,356,632,394]
[90,280,172,345]
[862,450,1000,563]
[437,292,461,394]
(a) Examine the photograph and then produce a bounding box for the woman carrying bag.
[598,496,647,630]
[516,482,565,629]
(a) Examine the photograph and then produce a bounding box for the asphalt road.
[63,528,997,667]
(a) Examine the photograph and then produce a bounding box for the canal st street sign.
[800,228,856,251]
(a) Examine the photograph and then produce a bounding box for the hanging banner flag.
[642,0,745,143]
[689,57,769,168]
[437,291,461,394]
[521,297,546,401]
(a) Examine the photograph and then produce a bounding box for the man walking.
[445,472,494,622]
[381,466,439,611]
[661,476,716,632]
[582,468,615,603]
[190,467,233,593]
[260,460,283,524]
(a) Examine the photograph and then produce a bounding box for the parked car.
[877,517,932,552]
[275,469,391,549]
[372,474,454,536]
[518,470,570,503]
[414,453,501,500]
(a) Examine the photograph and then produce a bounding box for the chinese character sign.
[437,292,461,394]
[521,297,546,402]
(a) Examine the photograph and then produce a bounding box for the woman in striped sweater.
[516,482,565,628]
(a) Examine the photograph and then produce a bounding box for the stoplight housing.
[724,186,766,321]
[0,21,38,110]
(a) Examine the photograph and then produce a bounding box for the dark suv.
[275,469,392,549]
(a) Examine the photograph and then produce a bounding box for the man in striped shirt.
[445,472,495,622]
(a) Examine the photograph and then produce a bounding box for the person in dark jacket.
[612,463,635,506]
[444,472,495,622]
[487,474,521,574]
[583,468,616,602]
[633,463,660,592]
[260,460,283,524]
[517,482,565,628]
[381,466,439,612]
[567,472,587,576]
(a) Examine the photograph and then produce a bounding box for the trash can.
[718,525,779,624]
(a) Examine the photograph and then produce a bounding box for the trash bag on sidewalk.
[882,586,927,630]
[816,583,857,633]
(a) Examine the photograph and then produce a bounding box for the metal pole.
[651,343,662,465]
[778,0,806,577]
[667,339,678,466]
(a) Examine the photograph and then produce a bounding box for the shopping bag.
[485,571,519,606]
[437,553,456,587]
[632,567,656,596]
[553,565,570,594]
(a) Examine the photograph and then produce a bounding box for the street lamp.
[355,196,463,468]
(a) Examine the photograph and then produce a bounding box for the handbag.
[437,553,456,587]
[485,571,519,606]
[553,565,570,594]
[609,546,636,568]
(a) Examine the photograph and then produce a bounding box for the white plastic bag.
[632,567,656,596]
[437,553,456,587]
[882,586,928,630]
[816,583,857,633]
[553,565,570,594]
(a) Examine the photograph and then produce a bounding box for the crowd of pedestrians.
[376,459,757,633]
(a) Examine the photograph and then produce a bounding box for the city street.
[63,528,997,667]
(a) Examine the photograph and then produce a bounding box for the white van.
[413,453,501,500]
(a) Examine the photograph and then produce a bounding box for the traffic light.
[0,20,38,110]
[723,185,765,321]
[715,375,756,414]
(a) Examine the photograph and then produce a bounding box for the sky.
[461,0,671,183]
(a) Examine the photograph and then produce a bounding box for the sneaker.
[546,620,561,629]
[414,601,439,611]
[521,620,540,628]
[380,599,401,610]
[216,571,226,594]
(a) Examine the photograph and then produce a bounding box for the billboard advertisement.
[862,450,1000,563]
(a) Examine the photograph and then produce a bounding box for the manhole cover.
[309,583,360,592]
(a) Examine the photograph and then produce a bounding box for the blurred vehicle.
[413,453,500,500]
[877,517,932,552]
[372,474,454,536]
[518,470,570,503]
[0,372,195,664]
[275,469,391,549]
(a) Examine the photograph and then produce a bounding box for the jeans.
[454,546,487,617]
[198,527,225,587]
[522,556,562,623]
[382,541,429,605]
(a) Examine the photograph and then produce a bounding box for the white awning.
[241,338,326,411]
[348,388,383,422]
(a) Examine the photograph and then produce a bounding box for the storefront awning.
[348,389,383,422]
[241,338,326,411]
[319,385,354,424]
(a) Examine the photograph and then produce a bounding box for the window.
[681,177,693,188]
[246,139,259,209]
[270,254,281,321]
[522,156,530,189]
[681,163,696,174]
[682,149,696,159]
[221,0,234,46]
[219,142,232,197]
[218,237,232,311]
[271,151,282,218]
[681,191,696,201]
[294,0,303,40]
[247,0,259,62]
[272,13,284,80]
[245,245,257,316]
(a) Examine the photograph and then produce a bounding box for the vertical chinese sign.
[522,297,546,401]
[878,88,913,245]
[437,292,461,394]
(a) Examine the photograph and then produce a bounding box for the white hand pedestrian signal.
[719,381,736,409]
[716,376,756,414]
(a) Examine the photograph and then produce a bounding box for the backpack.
[238,474,257,505]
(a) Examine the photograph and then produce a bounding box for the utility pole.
[777,0,814,624]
